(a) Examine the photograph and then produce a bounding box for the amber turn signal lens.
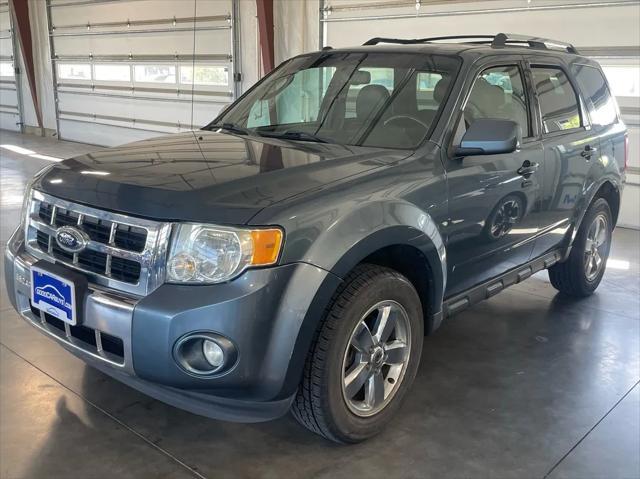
[250,229,283,266]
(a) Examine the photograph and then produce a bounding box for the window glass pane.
[416,72,446,111]
[58,63,91,81]
[94,64,130,82]
[345,68,393,118]
[572,64,617,126]
[134,65,176,83]
[273,67,338,124]
[246,100,270,128]
[0,62,14,77]
[180,65,229,86]
[602,65,640,98]
[463,65,529,138]
[532,67,582,133]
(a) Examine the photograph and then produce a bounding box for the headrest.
[356,84,391,120]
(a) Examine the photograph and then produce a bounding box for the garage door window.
[532,66,582,133]
[180,65,229,87]
[58,64,91,81]
[0,62,13,77]
[602,65,640,98]
[94,64,131,82]
[134,65,176,84]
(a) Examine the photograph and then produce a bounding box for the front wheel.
[549,197,613,297]
[291,264,423,443]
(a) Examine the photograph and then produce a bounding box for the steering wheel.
[383,115,429,129]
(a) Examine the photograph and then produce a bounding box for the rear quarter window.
[572,64,618,126]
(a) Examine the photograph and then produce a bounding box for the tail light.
[624,134,629,171]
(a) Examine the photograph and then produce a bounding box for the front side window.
[572,64,618,126]
[532,66,582,133]
[214,52,461,149]
[462,65,530,139]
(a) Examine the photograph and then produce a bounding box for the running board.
[443,250,562,318]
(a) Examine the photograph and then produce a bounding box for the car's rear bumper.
[4,226,340,422]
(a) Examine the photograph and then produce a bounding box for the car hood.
[35,131,410,224]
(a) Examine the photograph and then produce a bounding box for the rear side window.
[572,64,618,126]
[532,67,582,133]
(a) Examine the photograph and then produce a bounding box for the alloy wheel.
[584,214,609,282]
[341,300,411,417]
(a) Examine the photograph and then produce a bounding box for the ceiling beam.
[256,0,275,74]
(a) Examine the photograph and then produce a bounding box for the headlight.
[166,224,284,284]
[22,165,54,228]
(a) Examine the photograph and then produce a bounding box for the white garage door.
[320,0,640,228]
[0,1,22,132]
[47,0,241,146]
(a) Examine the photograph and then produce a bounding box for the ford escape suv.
[5,33,627,443]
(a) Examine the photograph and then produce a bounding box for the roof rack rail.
[491,33,579,54]
[363,35,494,46]
[362,33,580,54]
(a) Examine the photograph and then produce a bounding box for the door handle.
[581,145,597,159]
[517,161,539,177]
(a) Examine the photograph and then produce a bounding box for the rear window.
[572,64,618,126]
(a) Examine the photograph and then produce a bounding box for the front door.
[444,60,544,297]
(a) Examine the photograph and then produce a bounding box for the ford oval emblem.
[55,226,89,253]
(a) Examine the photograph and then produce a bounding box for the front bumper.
[4,228,340,422]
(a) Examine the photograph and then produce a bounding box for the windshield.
[210,52,461,149]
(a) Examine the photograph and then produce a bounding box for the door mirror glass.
[455,119,519,156]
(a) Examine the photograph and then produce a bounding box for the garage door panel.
[59,119,177,147]
[60,91,198,124]
[0,87,18,105]
[0,110,19,130]
[53,31,231,57]
[192,102,226,127]
[50,0,231,25]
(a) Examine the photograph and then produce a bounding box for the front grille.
[29,302,125,362]
[25,190,171,296]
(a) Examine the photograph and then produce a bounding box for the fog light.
[173,332,238,377]
[202,339,224,368]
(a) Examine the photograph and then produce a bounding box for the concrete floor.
[0,129,639,479]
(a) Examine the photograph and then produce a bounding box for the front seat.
[356,84,391,124]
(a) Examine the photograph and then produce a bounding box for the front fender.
[288,199,446,320]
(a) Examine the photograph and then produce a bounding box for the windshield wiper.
[259,130,328,143]
[205,122,252,136]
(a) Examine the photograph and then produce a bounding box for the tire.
[291,264,424,443]
[549,197,613,297]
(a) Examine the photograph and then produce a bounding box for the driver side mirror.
[454,119,519,157]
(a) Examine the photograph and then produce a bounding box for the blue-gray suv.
[5,34,627,443]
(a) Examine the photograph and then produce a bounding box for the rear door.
[443,57,544,297]
[526,58,601,258]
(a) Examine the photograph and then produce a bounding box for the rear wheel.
[291,264,423,443]
[549,198,612,297]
